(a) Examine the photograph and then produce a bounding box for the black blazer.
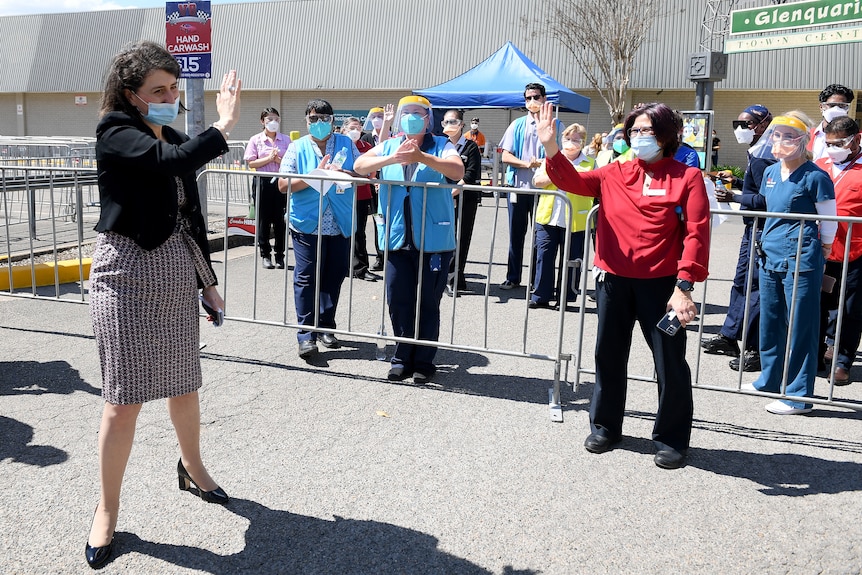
[457,138,483,202]
[94,112,228,272]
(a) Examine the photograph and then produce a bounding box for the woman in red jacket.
[537,101,710,469]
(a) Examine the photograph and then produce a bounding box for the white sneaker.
[765,400,812,415]
[740,382,757,392]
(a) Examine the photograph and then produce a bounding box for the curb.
[0,258,91,290]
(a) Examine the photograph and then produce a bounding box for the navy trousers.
[386,249,452,373]
[291,231,349,343]
[505,192,534,285]
[819,257,862,370]
[592,273,693,452]
[719,225,760,350]
[531,224,584,305]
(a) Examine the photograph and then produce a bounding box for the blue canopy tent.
[414,41,590,114]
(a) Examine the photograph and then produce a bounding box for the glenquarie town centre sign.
[726,0,862,53]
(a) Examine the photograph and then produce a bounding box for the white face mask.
[822,106,849,123]
[347,129,361,142]
[371,117,384,130]
[630,135,662,163]
[825,145,852,163]
[265,120,280,133]
[734,126,755,145]
[470,123,479,130]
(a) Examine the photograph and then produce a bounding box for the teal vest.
[377,135,456,252]
[288,134,356,236]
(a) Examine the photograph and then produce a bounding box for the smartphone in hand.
[199,294,224,327]
[657,310,681,336]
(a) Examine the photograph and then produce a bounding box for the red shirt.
[354,138,374,200]
[816,155,862,262]
[545,152,710,282]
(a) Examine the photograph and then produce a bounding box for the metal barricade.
[200,167,578,421]
[572,205,862,412]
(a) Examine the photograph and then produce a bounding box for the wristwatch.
[676,278,694,292]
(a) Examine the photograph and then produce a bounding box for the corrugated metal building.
[1,0,860,170]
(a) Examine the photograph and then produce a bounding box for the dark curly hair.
[99,41,181,119]
[819,84,855,104]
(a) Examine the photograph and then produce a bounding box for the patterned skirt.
[90,230,204,404]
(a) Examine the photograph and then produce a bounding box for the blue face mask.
[612,138,629,155]
[630,135,662,163]
[134,92,179,126]
[401,113,427,136]
[308,120,332,140]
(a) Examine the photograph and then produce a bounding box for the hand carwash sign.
[166,1,212,78]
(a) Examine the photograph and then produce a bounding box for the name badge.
[644,188,667,197]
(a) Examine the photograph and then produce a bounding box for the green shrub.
[713,164,744,180]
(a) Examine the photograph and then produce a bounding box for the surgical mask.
[134,92,179,126]
[308,120,332,140]
[825,145,852,163]
[265,120,280,133]
[371,117,384,130]
[630,136,662,163]
[347,129,361,142]
[734,126,755,145]
[612,138,629,155]
[470,123,479,130]
[823,106,849,123]
[401,113,426,136]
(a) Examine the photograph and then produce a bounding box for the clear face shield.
[748,115,809,161]
[393,96,431,137]
[363,107,385,132]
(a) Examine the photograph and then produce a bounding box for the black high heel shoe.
[85,507,114,569]
[177,459,229,504]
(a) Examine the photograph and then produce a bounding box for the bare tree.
[538,0,660,124]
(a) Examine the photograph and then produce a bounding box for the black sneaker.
[702,334,740,356]
[729,350,761,372]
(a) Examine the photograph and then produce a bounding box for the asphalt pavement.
[2,201,861,574]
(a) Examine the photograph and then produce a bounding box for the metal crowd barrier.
[201,168,578,421]
[572,205,862,412]
[4,160,860,416]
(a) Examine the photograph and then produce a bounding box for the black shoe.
[528,299,557,310]
[445,284,457,298]
[354,271,381,282]
[298,340,317,359]
[413,367,436,382]
[85,508,114,570]
[85,540,114,570]
[584,433,620,454]
[177,459,229,504]
[701,334,740,356]
[262,256,275,270]
[654,447,686,469]
[499,280,520,290]
[729,350,761,372]
[370,260,384,272]
[275,256,285,269]
[319,333,340,349]
[387,366,411,381]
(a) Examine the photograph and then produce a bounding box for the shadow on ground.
[110,498,538,575]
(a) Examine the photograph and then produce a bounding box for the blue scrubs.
[755,161,834,409]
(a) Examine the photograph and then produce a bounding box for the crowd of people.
[83,39,858,568]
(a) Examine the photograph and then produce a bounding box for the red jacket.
[545,153,710,283]
[816,156,862,262]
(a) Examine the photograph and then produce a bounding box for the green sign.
[731,0,862,35]
[726,24,862,53]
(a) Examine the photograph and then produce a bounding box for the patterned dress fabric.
[90,178,215,404]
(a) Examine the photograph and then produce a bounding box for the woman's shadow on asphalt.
[114,497,538,575]
[0,358,99,466]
